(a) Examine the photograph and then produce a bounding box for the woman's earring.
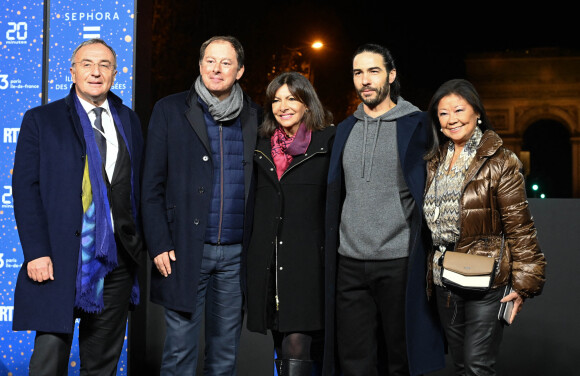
[477,118,482,125]
[440,128,443,132]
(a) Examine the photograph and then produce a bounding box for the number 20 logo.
[6,22,27,41]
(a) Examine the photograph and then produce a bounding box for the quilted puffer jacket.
[425,130,546,299]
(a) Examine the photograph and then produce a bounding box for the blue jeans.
[161,243,243,376]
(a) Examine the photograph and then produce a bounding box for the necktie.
[93,107,107,164]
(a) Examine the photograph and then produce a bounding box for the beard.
[357,80,391,109]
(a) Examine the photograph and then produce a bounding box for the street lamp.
[306,41,324,84]
[271,41,324,85]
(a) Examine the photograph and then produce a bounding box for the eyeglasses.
[73,61,116,72]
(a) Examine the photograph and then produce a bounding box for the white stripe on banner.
[83,26,100,39]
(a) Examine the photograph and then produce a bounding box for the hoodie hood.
[353,97,420,122]
[352,97,420,182]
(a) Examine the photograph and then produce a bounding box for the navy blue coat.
[141,84,260,313]
[323,112,445,376]
[12,87,144,333]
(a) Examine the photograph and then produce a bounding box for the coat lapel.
[328,115,357,184]
[185,91,211,153]
[65,91,86,148]
[396,112,420,174]
[240,96,258,200]
[110,97,132,154]
[334,116,357,158]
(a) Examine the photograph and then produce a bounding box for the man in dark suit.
[141,35,260,375]
[12,38,144,375]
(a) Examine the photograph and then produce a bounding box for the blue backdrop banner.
[0,0,135,374]
[47,0,135,105]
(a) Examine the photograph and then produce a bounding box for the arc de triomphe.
[466,48,580,197]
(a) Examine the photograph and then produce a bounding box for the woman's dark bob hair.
[260,71,332,137]
[425,78,494,159]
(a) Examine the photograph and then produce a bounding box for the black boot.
[278,359,313,376]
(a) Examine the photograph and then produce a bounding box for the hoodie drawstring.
[362,117,381,182]
[361,117,367,179]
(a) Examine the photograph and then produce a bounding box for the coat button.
[279,266,284,270]
[74,230,80,237]
[279,241,283,245]
[194,218,200,225]
[202,155,209,161]
[199,187,205,194]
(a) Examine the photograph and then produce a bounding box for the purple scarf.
[271,122,311,179]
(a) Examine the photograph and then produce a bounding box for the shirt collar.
[77,94,111,116]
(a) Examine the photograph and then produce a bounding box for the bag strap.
[495,235,505,275]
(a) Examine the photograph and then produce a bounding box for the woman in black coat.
[246,72,335,375]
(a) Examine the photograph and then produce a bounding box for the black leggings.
[435,286,505,376]
[272,330,323,361]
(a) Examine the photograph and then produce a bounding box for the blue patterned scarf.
[72,92,139,313]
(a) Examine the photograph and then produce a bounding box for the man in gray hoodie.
[323,44,444,376]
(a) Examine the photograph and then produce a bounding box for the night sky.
[144,1,578,197]
[149,1,578,119]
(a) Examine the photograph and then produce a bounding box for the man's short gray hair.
[70,38,117,69]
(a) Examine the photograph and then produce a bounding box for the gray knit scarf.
[194,76,244,121]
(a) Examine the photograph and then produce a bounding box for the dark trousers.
[435,286,505,376]
[336,255,409,376]
[29,251,134,376]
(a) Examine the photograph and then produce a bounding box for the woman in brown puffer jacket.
[423,79,546,376]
